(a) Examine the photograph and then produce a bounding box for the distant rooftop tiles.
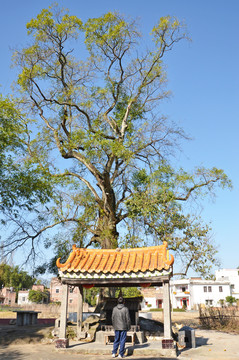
[56,242,174,275]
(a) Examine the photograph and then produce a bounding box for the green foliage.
[0,95,53,213]
[124,160,231,276]
[84,11,138,57]
[26,6,83,40]
[115,287,142,298]
[66,326,76,339]
[0,263,35,291]
[0,95,24,150]
[84,287,100,307]
[219,299,225,306]
[28,289,48,303]
[0,4,232,278]
[226,296,236,305]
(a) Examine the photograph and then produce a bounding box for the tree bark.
[95,212,119,249]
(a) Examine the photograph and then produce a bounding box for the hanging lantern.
[140,283,151,288]
[82,284,94,289]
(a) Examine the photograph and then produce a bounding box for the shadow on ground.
[0,325,53,345]
[177,334,210,356]
[0,345,24,360]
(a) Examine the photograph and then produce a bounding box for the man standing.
[112,296,131,358]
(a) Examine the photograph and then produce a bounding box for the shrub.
[199,305,239,332]
[226,296,236,305]
[28,289,49,303]
[66,326,76,339]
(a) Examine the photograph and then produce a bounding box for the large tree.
[1,5,231,276]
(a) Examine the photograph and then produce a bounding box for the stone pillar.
[55,283,69,348]
[77,284,84,338]
[163,280,172,339]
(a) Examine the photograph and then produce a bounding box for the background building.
[50,277,79,309]
[140,286,164,309]
[18,290,32,305]
[215,269,239,299]
[170,278,231,310]
[0,287,16,305]
[18,284,49,305]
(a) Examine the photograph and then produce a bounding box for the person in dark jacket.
[111,296,131,358]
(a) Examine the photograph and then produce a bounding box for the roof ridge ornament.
[56,244,78,268]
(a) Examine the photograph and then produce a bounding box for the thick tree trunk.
[97,213,119,249]
[95,172,119,249]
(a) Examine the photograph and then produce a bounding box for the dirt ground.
[0,328,239,360]
[0,310,239,359]
[0,310,200,345]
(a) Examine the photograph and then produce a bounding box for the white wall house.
[18,290,32,305]
[170,278,231,310]
[215,269,239,299]
[140,286,164,310]
[170,279,191,309]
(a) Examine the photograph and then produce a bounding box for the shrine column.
[77,284,84,338]
[55,283,69,348]
[163,280,172,339]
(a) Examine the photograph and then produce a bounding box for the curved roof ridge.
[56,242,174,274]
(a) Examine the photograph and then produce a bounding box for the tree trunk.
[97,212,119,249]
[95,173,119,249]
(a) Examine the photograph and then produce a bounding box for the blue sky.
[0,0,238,274]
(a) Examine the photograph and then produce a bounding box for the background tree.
[1,5,231,276]
[0,263,35,292]
[83,287,100,307]
[28,288,49,303]
[115,287,142,298]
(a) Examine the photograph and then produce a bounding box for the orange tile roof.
[56,242,174,274]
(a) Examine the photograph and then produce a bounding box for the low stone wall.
[0,302,89,319]
[0,317,55,326]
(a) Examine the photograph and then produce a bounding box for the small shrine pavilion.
[55,241,174,350]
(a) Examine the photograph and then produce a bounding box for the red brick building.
[0,287,16,305]
[32,284,45,292]
[50,277,79,310]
